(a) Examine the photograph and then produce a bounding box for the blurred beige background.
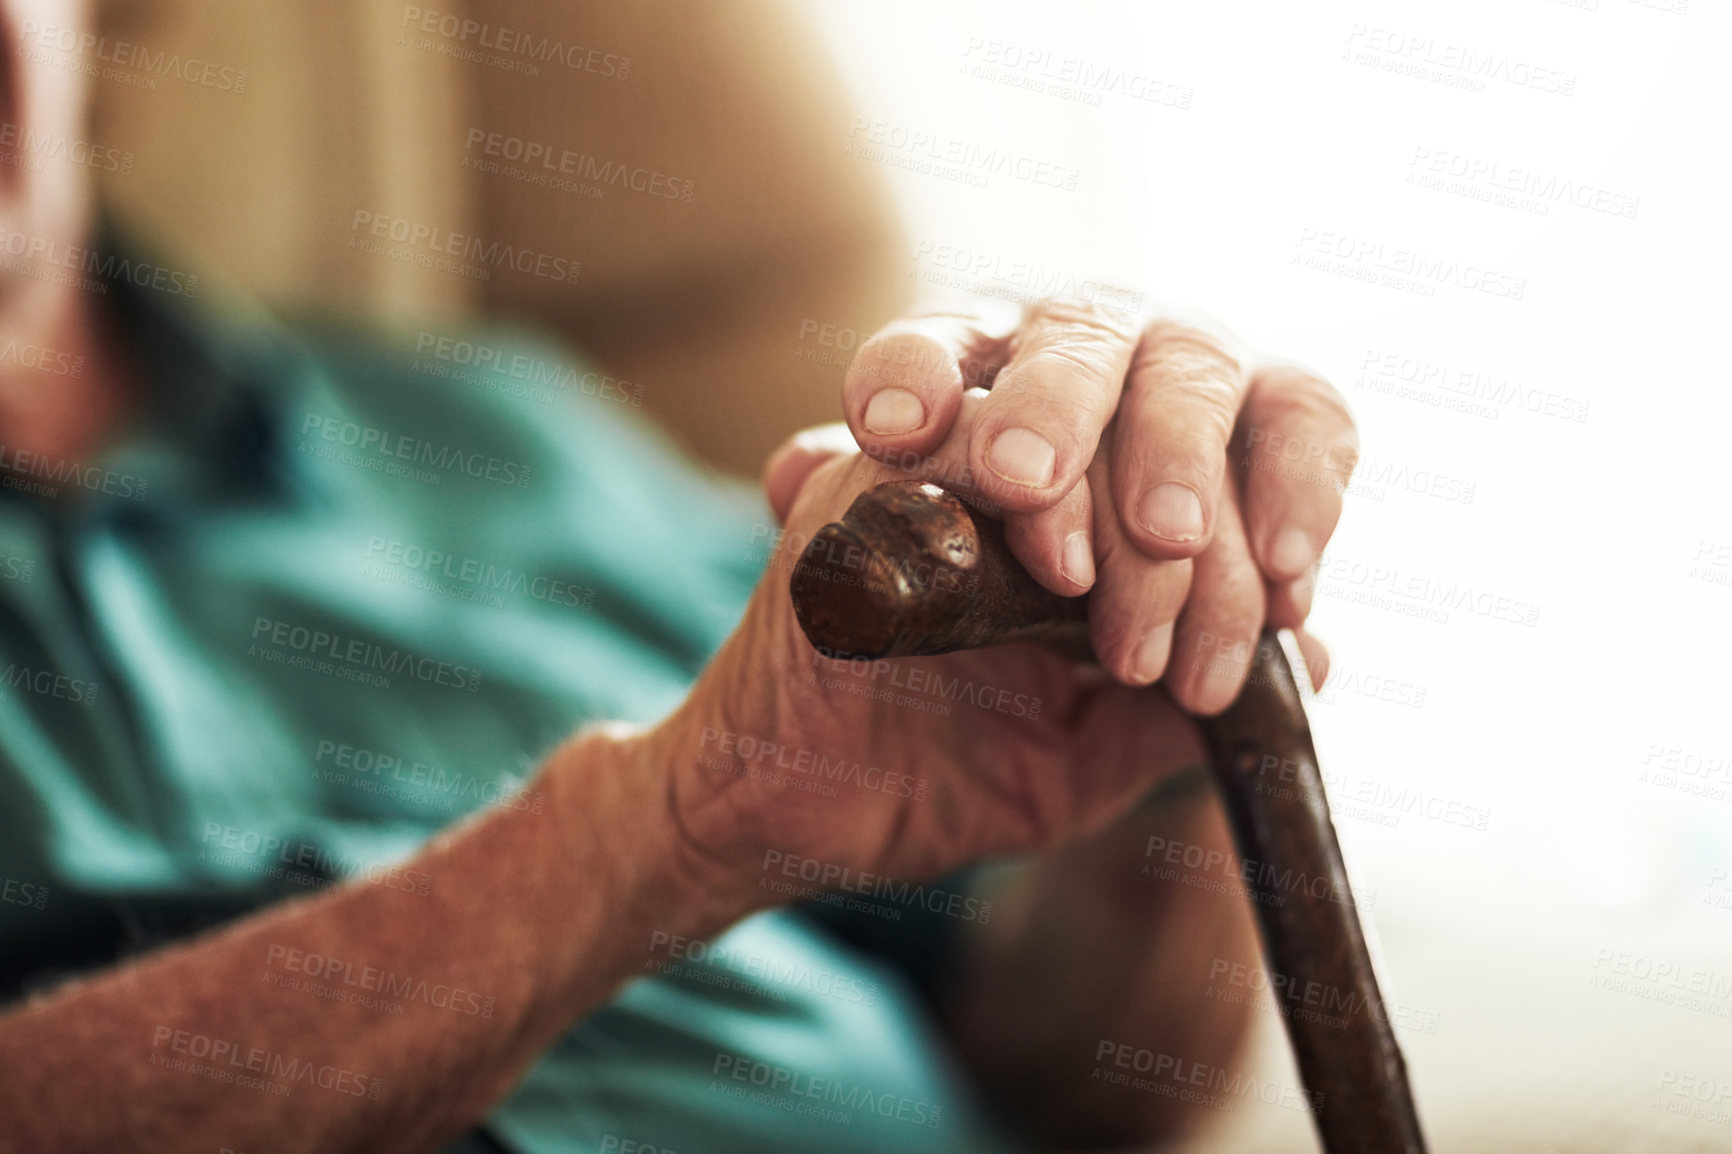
[91,0,911,477]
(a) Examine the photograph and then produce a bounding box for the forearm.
[0,724,744,1154]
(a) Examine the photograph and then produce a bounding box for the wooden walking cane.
[788,480,1427,1154]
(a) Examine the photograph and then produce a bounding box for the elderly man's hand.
[652,305,1353,906]
[656,426,1196,902]
[838,298,1357,714]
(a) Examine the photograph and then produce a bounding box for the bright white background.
[805,1,1731,1148]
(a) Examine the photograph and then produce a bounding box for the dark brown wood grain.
[789,480,1427,1154]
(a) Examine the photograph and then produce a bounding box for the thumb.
[762,423,859,525]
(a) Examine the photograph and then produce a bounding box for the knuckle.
[1131,374,1239,452]
[1332,438,1362,484]
[999,346,1120,411]
[1135,351,1241,405]
[1131,330,1244,435]
[1028,295,1142,343]
[1138,321,1243,376]
[850,329,957,393]
[1311,378,1356,431]
[1256,365,1358,432]
[1240,373,1362,486]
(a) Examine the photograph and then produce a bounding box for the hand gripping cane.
[787,481,1426,1154]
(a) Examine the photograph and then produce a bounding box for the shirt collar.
[76,223,289,513]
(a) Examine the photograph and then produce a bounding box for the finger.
[1112,319,1249,560]
[853,384,986,496]
[1084,448,1194,685]
[967,297,1141,511]
[856,388,1029,528]
[1168,482,1267,715]
[1265,569,1316,630]
[763,423,858,525]
[1235,364,1359,582]
[845,384,1098,595]
[1293,628,1331,691]
[843,303,1018,464]
[1003,479,1096,595]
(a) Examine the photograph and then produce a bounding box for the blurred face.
[0,0,96,324]
[0,0,114,462]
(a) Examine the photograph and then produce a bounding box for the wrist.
[538,717,764,999]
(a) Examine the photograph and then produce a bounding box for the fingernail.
[863,387,925,435]
[1286,573,1316,619]
[1137,482,1205,542]
[986,427,1057,487]
[1132,622,1174,684]
[1061,531,1094,587]
[1270,527,1316,578]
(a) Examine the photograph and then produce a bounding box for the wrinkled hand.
[659,415,1206,897]
[838,298,1357,713]
[656,294,1351,901]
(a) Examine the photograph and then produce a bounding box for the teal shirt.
[0,271,1008,1152]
